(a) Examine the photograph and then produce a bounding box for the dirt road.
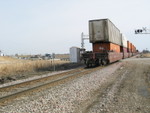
[86,58,150,113]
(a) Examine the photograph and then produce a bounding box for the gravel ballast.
[0,62,122,113]
[1,58,150,113]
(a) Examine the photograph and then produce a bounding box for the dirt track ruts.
[86,58,150,113]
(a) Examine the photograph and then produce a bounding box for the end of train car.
[82,19,138,67]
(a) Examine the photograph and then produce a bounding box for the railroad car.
[82,19,137,67]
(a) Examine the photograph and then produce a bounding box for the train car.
[120,34,128,59]
[82,18,137,67]
[82,19,122,67]
[127,41,132,57]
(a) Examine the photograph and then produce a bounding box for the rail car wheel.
[85,59,91,68]
[99,59,102,66]
[95,59,100,66]
[86,63,90,68]
[101,59,107,65]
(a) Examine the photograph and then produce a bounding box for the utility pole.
[52,53,55,71]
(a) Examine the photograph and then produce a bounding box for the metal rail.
[0,68,84,92]
[0,66,103,105]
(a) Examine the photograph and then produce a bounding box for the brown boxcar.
[130,43,133,53]
[108,52,123,63]
[92,42,121,53]
[127,41,131,52]
[123,47,128,58]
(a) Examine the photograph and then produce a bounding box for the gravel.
[87,58,150,113]
[0,62,122,113]
[1,58,149,113]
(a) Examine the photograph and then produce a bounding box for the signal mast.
[81,32,89,49]
[135,27,150,53]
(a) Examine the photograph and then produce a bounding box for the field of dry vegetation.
[0,56,71,83]
[141,53,150,58]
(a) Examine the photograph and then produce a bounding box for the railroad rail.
[0,66,104,105]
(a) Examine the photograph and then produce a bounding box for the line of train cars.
[82,18,138,67]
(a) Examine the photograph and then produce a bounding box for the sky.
[0,0,150,55]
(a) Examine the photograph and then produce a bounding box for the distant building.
[0,50,4,56]
[70,47,80,63]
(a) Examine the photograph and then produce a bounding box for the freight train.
[82,19,138,67]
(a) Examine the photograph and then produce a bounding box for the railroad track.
[0,66,104,105]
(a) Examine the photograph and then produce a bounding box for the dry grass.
[141,53,150,58]
[0,57,69,77]
[0,56,18,61]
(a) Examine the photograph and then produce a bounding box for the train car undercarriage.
[82,52,123,67]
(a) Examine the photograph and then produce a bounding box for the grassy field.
[0,56,69,78]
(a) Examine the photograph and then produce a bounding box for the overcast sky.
[0,0,150,55]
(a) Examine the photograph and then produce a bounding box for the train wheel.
[95,59,100,66]
[85,60,90,68]
[99,59,102,66]
[101,59,107,65]
[86,59,92,68]
[86,63,89,68]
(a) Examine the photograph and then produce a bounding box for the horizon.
[0,0,150,55]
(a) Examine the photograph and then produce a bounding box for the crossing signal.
[135,29,143,34]
[135,27,150,34]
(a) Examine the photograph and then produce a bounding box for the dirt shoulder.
[86,58,150,113]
